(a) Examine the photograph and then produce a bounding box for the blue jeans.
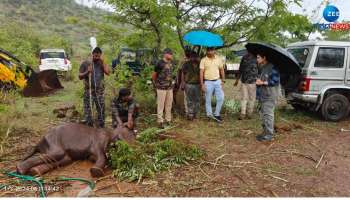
[204,80,224,117]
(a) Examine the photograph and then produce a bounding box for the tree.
[103,0,175,57]
[249,0,313,47]
[321,21,350,41]
[102,0,312,54]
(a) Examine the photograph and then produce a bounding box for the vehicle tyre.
[321,93,350,122]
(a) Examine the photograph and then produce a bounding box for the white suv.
[287,41,350,121]
[39,49,72,76]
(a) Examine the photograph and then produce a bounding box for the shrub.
[108,127,203,182]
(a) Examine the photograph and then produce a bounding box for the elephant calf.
[16,123,135,177]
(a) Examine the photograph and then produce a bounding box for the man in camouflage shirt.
[235,51,258,120]
[111,88,139,130]
[79,47,110,128]
[152,48,176,128]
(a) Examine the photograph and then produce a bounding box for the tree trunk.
[150,17,162,61]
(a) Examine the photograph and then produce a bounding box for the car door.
[346,47,350,85]
[308,46,347,94]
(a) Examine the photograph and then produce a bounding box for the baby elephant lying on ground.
[16,123,135,177]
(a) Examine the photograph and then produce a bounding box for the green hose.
[4,171,46,197]
[2,171,95,198]
[0,184,8,190]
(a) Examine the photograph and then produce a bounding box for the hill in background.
[0,0,112,58]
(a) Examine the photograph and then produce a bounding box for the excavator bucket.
[22,69,63,97]
[0,48,64,97]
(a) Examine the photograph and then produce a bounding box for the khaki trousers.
[240,83,256,115]
[157,89,173,123]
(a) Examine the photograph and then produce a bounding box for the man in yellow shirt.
[200,47,225,123]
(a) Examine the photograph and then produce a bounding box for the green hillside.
[0,0,112,61]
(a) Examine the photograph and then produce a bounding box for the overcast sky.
[289,0,350,23]
[75,0,350,22]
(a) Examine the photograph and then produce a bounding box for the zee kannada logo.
[323,5,340,22]
[313,4,350,31]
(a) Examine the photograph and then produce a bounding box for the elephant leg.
[17,145,66,174]
[29,155,73,176]
[17,155,48,175]
[90,150,106,178]
[24,148,65,174]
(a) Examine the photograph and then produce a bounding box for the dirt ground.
[1,79,350,197]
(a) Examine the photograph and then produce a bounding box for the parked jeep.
[39,49,72,78]
[112,48,155,76]
[286,41,350,122]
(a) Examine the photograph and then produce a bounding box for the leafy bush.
[108,141,155,182]
[108,127,203,182]
[136,127,160,144]
[152,139,203,170]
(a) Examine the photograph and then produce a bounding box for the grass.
[0,76,83,138]
[294,166,320,177]
[0,79,348,196]
[108,127,203,182]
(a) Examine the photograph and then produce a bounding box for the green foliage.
[132,66,157,113]
[323,27,350,41]
[0,22,41,67]
[0,22,72,68]
[250,0,313,47]
[108,141,154,181]
[0,0,113,57]
[152,139,203,169]
[108,127,203,182]
[0,104,8,113]
[133,66,153,92]
[136,127,160,144]
[103,0,311,52]
[111,64,133,89]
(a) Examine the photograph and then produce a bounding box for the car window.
[120,51,136,62]
[288,48,309,68]
[41,52,65,59]
[314,47,345,68]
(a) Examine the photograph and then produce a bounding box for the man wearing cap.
[200,47,225,123]
[79,47,110,128]
[152,48,176,128]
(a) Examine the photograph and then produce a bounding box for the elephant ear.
[114,127,136,144]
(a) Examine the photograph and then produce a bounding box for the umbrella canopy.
[245,42,302,92]
[184,31,224,47]
[245,42,301,75]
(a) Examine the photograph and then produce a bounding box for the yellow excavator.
[0,48,63,97]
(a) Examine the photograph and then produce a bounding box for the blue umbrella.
[183,30,224,47]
